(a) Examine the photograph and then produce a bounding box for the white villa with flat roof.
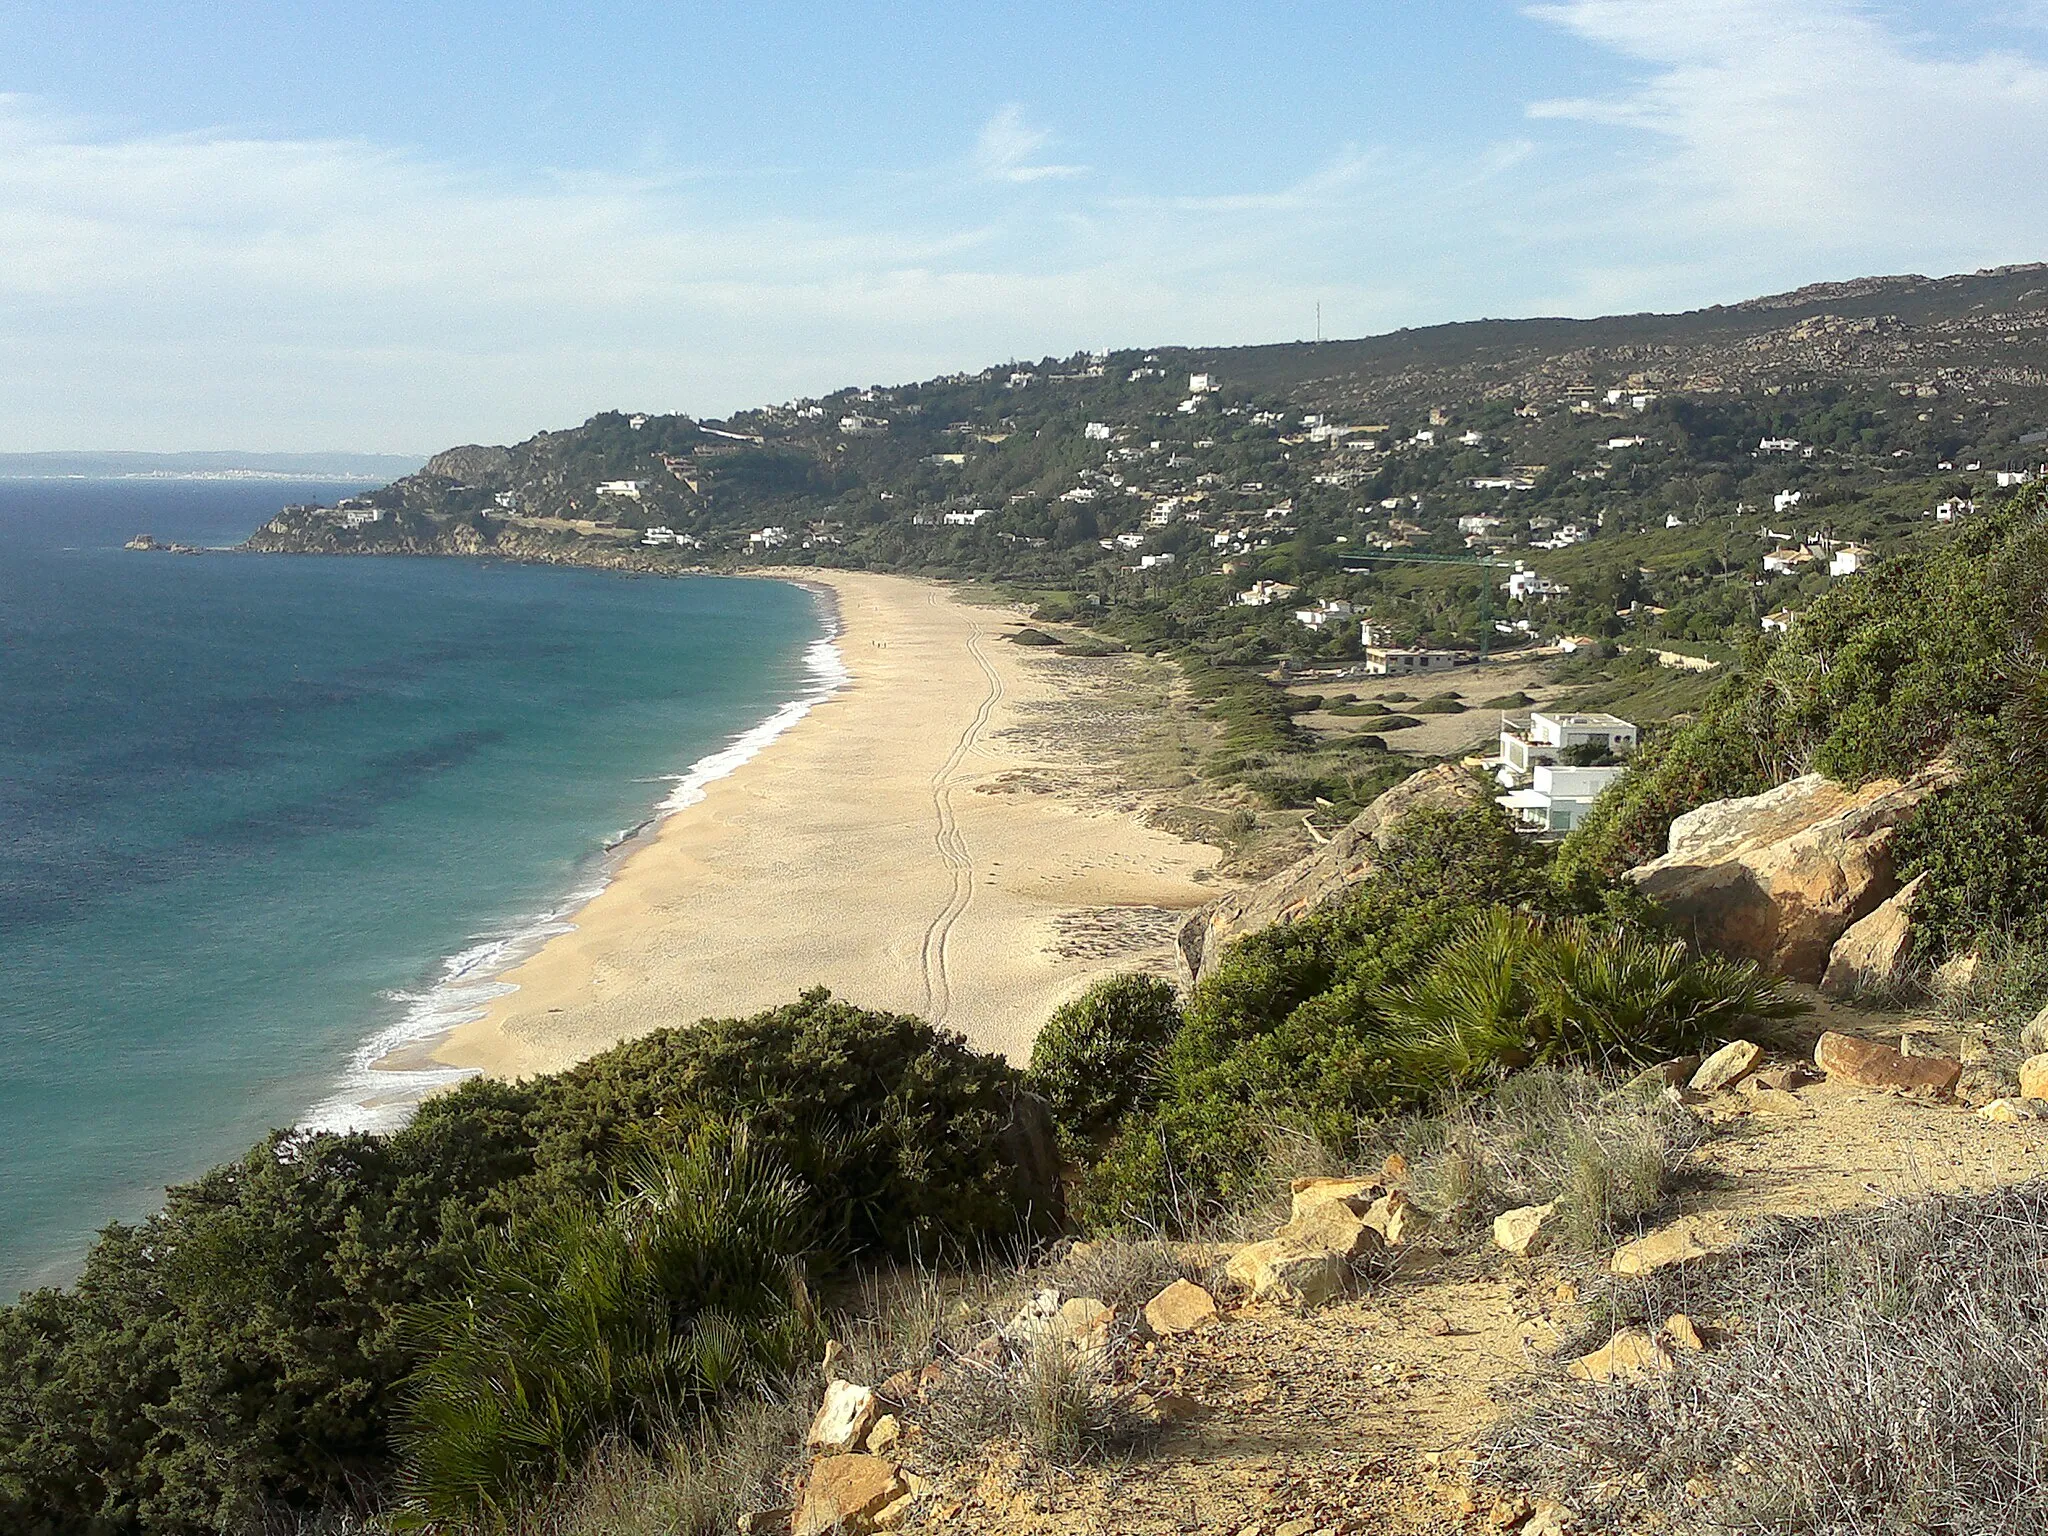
[1499,764,1627,835]
[1496,710,1638,786]
[1364,645,1459,675]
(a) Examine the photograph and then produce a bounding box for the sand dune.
[430,570,1222,1078]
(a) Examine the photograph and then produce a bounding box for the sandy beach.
[428,570,1223,1078]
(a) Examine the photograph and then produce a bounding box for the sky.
[1,0,2045,453]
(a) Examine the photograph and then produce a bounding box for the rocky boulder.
[1142,1279,1218,1336]
[1225,1239,1347,1308]
[1814,1031,1961,1096]
[1178,765,1487,981]
[1821,872,1928,998]
[793,1455,910,1536]
[419,443,513,483]
[806,1380,881,1454]
[1626,766,1956,982]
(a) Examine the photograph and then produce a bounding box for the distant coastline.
[0,450,424,482]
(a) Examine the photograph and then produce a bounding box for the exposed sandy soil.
[902,996,2048,1536]
[1286,655,1575,761]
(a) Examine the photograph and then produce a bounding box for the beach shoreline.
[410,568,1223,1082]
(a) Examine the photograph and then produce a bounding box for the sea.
[0,479,836,1295]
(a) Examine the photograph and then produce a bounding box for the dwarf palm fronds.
[1527,919,1806,1067]
[1373,909,1806,1095]
[396,1126,819,1531]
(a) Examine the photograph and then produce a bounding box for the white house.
[1138,552,1175,569]
[1188,373,1218,394]
[1773,489,1804,515]
[1363,646,1458,675]
[1830,543,1874,577]
[1933,496,1976,523]
[1358,618,1397,647]
[1761,608,1798,633]
[1607,436,1647,451]
[1459,430,1486,447]
[1110,531,1146,550]
[1084,422,1112,441]
[628,414,648,429]
[1763,546,1816,575]
[942,508,989,526]
[1496,711,1637,785]
[1997,468,2039,488]
[1498,764,1628,835]
[1505,565,1570,603]
[596,479,644,499]
[1237,579,1300,607]
[1759,437,1802,454]
[838,413,886,436]
[641,525,679,545]
[1458,514,1505,535]
[340,507,384,528]
[1292,599,1356,629]
[747,526,789,549]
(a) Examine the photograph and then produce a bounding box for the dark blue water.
[0,481,826,1293]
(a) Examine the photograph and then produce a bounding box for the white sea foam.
[300,584,847,1136]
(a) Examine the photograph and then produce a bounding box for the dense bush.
[0,992,1045,1534]
[399,1129,818,1530]
[1026,974,1184,1154]
[1074,805,1795,1228]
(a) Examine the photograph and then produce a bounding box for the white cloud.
[1522,0,2048,269]
[972,104,1087,183]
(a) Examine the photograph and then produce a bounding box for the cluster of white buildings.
[1491,710,1640,834]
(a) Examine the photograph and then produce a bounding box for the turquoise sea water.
[0,480,829,1294]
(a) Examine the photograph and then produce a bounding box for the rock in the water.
[1493,1202,1556,1257]
[806,1380,881,1454]
[1820,873,1927,998]
[794,1455,909,1536]
[1609,1214,1739,1276]
[1143,1279,1218,1336]
[1178,765,1487,980]
[1625,766,1956,982]
[2021,1054,2048,1102]
[1814,1031,1960,1096]
[1567,1327,1673,1382]
[1225,1239,1346,1308]
[1690,1040,1764,1093]
[1978,1097,2048,1124]
[1277,1200,1387,1262]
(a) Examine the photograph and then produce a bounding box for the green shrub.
[397,1129,818,1530]
[0,993,1045,1533]
[1410,696,1467,714]
[1075,805,1798,1230]
[1026,975,1183,1153]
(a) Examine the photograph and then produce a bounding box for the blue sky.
[1,0,2045,451]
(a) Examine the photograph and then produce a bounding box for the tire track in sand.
[916,597,1004,1022]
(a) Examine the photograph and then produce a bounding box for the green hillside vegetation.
[1559,483,2048,960]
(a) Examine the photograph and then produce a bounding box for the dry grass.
[1485,1180,2048,1534]
[1372,1067,1708,1251]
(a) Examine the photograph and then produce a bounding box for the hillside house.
[1764,546,1816,575]
[838,414,886,436]
[1364,646,1459,675]
[942,509,989,526]
[1774,490,1804,515]
[596,480,644,499]
[1933,496,1976,523]
[1084,422,1112,441]
[747,527,789,549]
[1496,710,1637,786]
[1498,765,1627,835]
[1830,543,1874,577]
[1762,609,1798,633]
[1505,566,1570,603]
[1237,580,1300,607]
[1759,437,1802,454]
[1292,599,1355,629]
[1189,372,1218,394]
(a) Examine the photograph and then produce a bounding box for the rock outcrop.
[1178,765,1488,981]
[1626,766,1956,982]
[1814,1030,1961,1096]
[1821,872,1928,998]
[419,443,513,482]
